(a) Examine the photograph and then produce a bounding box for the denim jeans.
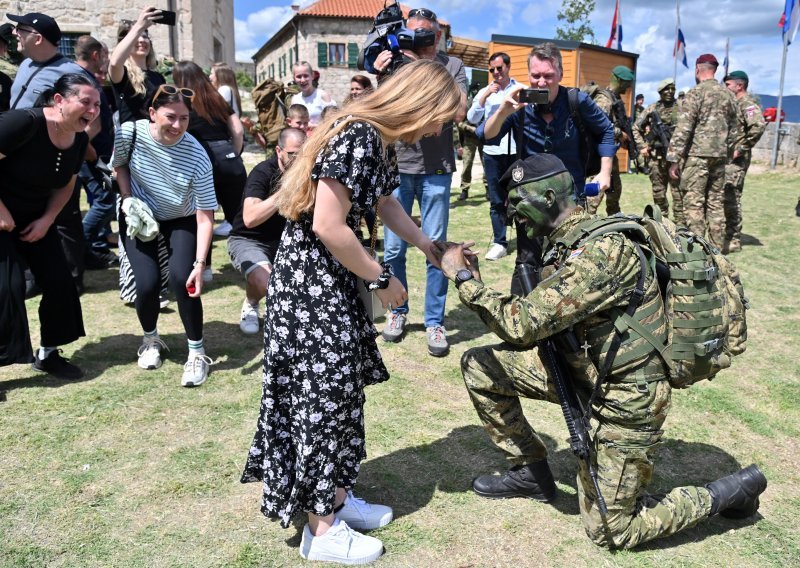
[482,153,514,247]
[383,173,451,328]
[80,162,116,252]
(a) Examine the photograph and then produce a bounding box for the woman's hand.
[185,264,204,298]
[375,276,407,310]
[136,6,160,30]
[0,200,15,232]
[19,215,54,243]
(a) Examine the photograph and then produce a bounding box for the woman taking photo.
[0,74,99,378]
[210,62,242,117]
[241,60,462,564]
[173,60,246,279]
[112,84,217,388]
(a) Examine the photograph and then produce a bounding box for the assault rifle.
[516,263,608,516]
[610,97,640,163]
[647,110,671,159]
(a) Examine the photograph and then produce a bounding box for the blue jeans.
[383,173,451,328]
[80,162,115,252]
[482,153,514,247]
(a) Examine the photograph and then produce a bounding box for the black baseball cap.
[6,12,61,46]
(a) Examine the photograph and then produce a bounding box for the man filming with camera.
[370,5,467,357]
[479,42,614,296]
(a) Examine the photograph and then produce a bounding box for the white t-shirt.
[290,89,337,127]
[217,85,240,116]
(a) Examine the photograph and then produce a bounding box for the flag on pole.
[605,0,623,50]
[674,28,688,68]
[723,37,730,77]
[778,0,800,45]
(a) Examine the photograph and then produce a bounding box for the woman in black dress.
[241,60,462,564]
[0,73,99,378]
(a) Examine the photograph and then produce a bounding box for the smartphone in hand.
[153,10,176,26]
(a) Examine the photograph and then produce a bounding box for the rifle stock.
[648,111,671,159]
[611,98,639,165]
[517,263,608,516]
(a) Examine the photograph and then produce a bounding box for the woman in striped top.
[112,85,218,387]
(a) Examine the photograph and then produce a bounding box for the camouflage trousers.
[723,153,751,249]
[459,136,485,192]
[587,155,622,216]
[648,157,684,225]
[461,343,713,549]
[680,156,727,250]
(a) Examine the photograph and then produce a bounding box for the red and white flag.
[606,0,623,50]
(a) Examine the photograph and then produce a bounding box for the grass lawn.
[1,163,799,567]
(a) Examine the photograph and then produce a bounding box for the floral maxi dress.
[241,121,399,527]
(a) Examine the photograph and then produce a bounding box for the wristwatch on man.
[455,268,474,288]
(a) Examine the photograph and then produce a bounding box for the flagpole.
[771,31,789,169]
[673,0,680,83]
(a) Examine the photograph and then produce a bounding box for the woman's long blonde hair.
[116,21,159,97]
[278,59,462,221]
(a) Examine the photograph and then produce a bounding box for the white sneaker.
[485,243,508,261]
[181,353,212,387]
[137,336,168,370]
[202,267,213,283]
[212,220,232,237]
[159,294,170,309]
[299,520,384,564]
[240,300,260,334]
[335,491,393,531]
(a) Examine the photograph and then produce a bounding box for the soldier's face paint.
[660,86,675,104]
[508,188,553,239]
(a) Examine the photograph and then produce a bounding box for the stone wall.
[753,122,800,168]
[0,0,235,70]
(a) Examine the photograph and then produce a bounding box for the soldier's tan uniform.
[459,210,712,549]
[724,93,766,250]
[634,100,682,223]
[0,56,18,80]
[587,88,623,216]
[667,79,744,249]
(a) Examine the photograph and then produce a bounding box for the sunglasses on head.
[153,84,195,101]
[408,8,437,21]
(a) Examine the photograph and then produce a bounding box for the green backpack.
[558,205,749,388]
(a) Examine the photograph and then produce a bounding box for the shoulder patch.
[745,105,757,117]
[568,247,585,260]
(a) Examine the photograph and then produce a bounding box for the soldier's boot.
[726,239,742,253]
[472,459,557,502]
[458,188,469,201]
[795,198,800,217]
[706,464,767,519]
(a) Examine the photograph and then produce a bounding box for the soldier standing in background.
[586,65,635,216]
[722,70,767,253]
[667,54,743,250]
[633,79,682,223]
[457,82,485,201]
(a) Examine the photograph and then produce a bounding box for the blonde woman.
[241,60,461,564]
[210,62,242,117]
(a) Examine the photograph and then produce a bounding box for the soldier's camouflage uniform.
[633,100,682,223]
[724,93,766,250]
[587,88,623,216]
[667,79,744,250]
[458,209,712,549]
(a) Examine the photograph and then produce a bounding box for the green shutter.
[317,42,328,68]
[347,42,359,68]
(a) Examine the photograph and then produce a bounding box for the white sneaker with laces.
[181,353,212,387]
[485,243,508,261]
[202,267,213,283]
[240,300,260,334]
[212,220,232,237]
[137,336,169,370]
[299,519,384,564]
[335,491,393,531]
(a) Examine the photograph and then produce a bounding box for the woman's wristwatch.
[365,262,394,291]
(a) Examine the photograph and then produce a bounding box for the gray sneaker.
[426,325,449,357]
[382,313,407,342]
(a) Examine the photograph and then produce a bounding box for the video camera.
[358,0,437,76]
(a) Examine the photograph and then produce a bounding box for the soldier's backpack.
[251,78,291,146]
[557,205,749,388]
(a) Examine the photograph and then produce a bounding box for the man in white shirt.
[467,52,518,260]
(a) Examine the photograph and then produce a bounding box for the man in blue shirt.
[479,42,614,296]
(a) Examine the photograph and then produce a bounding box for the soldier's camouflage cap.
[500,154,574,201]
[657,78,675,92]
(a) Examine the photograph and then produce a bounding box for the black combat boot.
[706,464,767,519]
[472,459,557,501]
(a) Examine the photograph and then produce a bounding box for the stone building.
[0,0,235,69]
[252,0,452,105]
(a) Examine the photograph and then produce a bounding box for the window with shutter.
[317,42,328,68]
[347,43,359,69]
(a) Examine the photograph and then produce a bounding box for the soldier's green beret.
[657,78,675,92]
[724,70,748,82]
[612,65,635,82]
[499,154,573,198]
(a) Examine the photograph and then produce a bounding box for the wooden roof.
[448,36,489,69]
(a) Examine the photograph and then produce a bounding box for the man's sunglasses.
[153,84,195,101]
[408,8,437,21]
[14,26,40,36]
[490,66,505,73]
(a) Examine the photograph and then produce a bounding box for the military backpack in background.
[560,205,749,388]
[250,78,298,146]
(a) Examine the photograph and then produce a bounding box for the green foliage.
[236,70,254,89]
[556,0,597,43]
